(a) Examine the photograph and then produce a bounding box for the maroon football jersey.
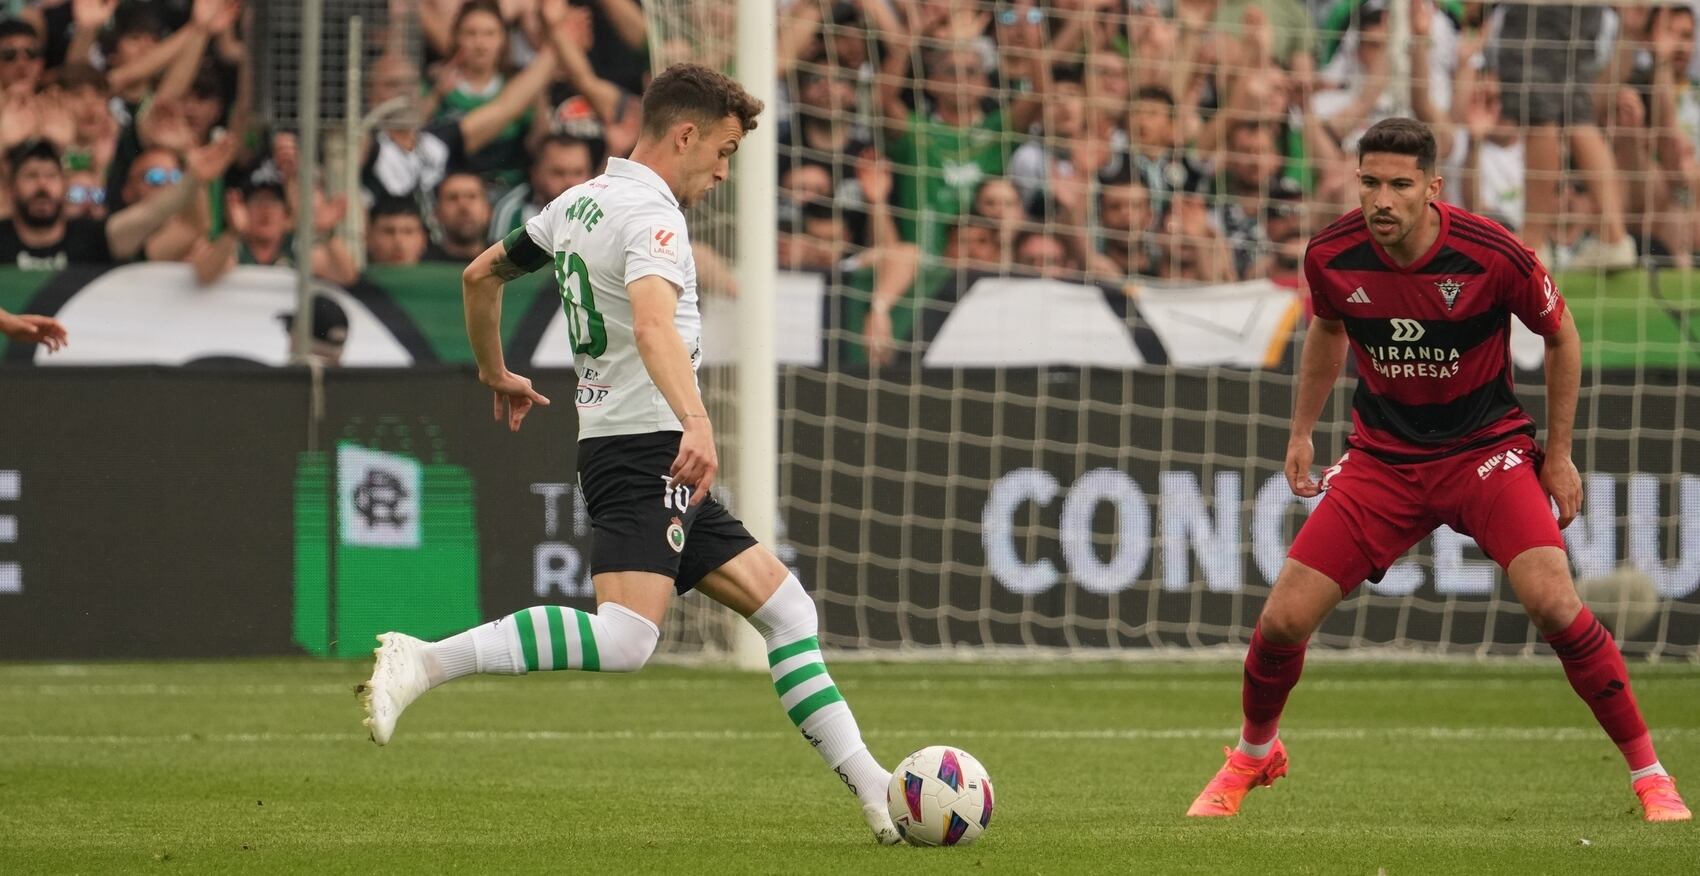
[1302,201,1567,463]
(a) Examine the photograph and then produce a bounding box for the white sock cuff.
[804,703,866,768]
[1631,761,1669,782]
[750,574,816,644]
[601,601,662,637]
[472,617,524,674]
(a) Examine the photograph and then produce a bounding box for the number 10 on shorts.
[660,476,691,510]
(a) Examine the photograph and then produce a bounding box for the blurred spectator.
[1008,65,1092,213]
[1553,179,1604,267]
[2,136,231,270]
[581,0,650,95]
[1213,120,1297,279]
[970,176,1025,258]
[1218,0,1317,70]
[62,167,106,222]
[1012,227,1081,280]
[944,216,1003,270]
[1159,187,1236,282]
[1603,5,1694,266]
[0,17,45,95]
[489,132,599,240]
[1124,85,1197,220]
[119,147,205,261]
[1319,0,1459,113]
[539,0,642,161]
[779,203,846,273]
[424,171,492,262]
[1097,172,1159,277]
[93,2,240,127]
[779,60,876,227]
[1493,2,1635,268]
[428,0,549,190]
[52,63,119,176]
[780,195,920,366]
[279,295,350,367]
[193,176,356,286]
[879,29,1038,256]
[1311,1,1397,152]
[1255,187,1307,280]
[368,197,430,267]
[361,48,556,208]
[1450,71,1525,231]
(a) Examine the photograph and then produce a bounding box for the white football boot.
[357,632,433,745]
[863,802,903,845]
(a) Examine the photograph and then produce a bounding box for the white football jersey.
[521,157,700,440]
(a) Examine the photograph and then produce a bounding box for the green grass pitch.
[1,658,1696,874]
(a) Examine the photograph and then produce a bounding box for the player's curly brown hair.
[1357,118,1437,174]
[640,64,764,141]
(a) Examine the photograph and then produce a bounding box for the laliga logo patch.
[651,226,678,262]
[666,516,685,553]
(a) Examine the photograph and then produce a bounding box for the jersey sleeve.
[1507,259,1566,336]
[1302,244,1341,320]
[620,206,689,291]
[499,195,564,275]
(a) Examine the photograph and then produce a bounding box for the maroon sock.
[1545,606,1658,772]
[1240,626,1309,747]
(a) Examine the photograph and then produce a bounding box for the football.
[1575,564,1662,638]
[886,746,994,846]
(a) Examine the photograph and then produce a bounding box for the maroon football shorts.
[1287,435,1569,593]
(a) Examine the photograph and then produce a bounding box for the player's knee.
[597,603,661,672]
[1507,547,1583,634]
[1258,560,1338,644]
[748,574,817,643]
[1256,609,1313,646]
[1524,591,1584,635]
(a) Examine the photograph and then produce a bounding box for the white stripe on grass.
[8,676,1698,697]
[3,726,1696,745]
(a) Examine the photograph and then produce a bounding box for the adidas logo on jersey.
[1347,287,1372,304]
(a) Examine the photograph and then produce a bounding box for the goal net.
[649,0,1700,660]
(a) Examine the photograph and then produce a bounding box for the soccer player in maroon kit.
[1185,118,1691,822]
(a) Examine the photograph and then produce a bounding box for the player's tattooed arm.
[489,226,553,282]
[490,249,530,281]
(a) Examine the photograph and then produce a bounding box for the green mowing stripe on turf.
[577,610,599,672]
[773,662,829,697]
[785,685,844,726]
[767,636,819,667]
[546,607,568,671]
[515,609,540,672]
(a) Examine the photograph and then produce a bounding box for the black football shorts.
[577,431,760,594]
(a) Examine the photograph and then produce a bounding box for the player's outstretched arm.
[1540,309,1583,528]
[0,307,68,352]
[464,235,551,431]
[1287,316,1349,497]
[629,275,716,505]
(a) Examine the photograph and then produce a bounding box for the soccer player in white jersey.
[357,64,902,845]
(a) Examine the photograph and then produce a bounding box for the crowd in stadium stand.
[2,1,1699,347]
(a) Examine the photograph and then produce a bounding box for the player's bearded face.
[13,162,65,229]
[1357,152,1440,247]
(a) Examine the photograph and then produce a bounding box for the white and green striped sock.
[422,603,659,685]
[752,575,889,808]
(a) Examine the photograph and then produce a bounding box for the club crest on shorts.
[666,516,685,553]
[1436,278,1464,310]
